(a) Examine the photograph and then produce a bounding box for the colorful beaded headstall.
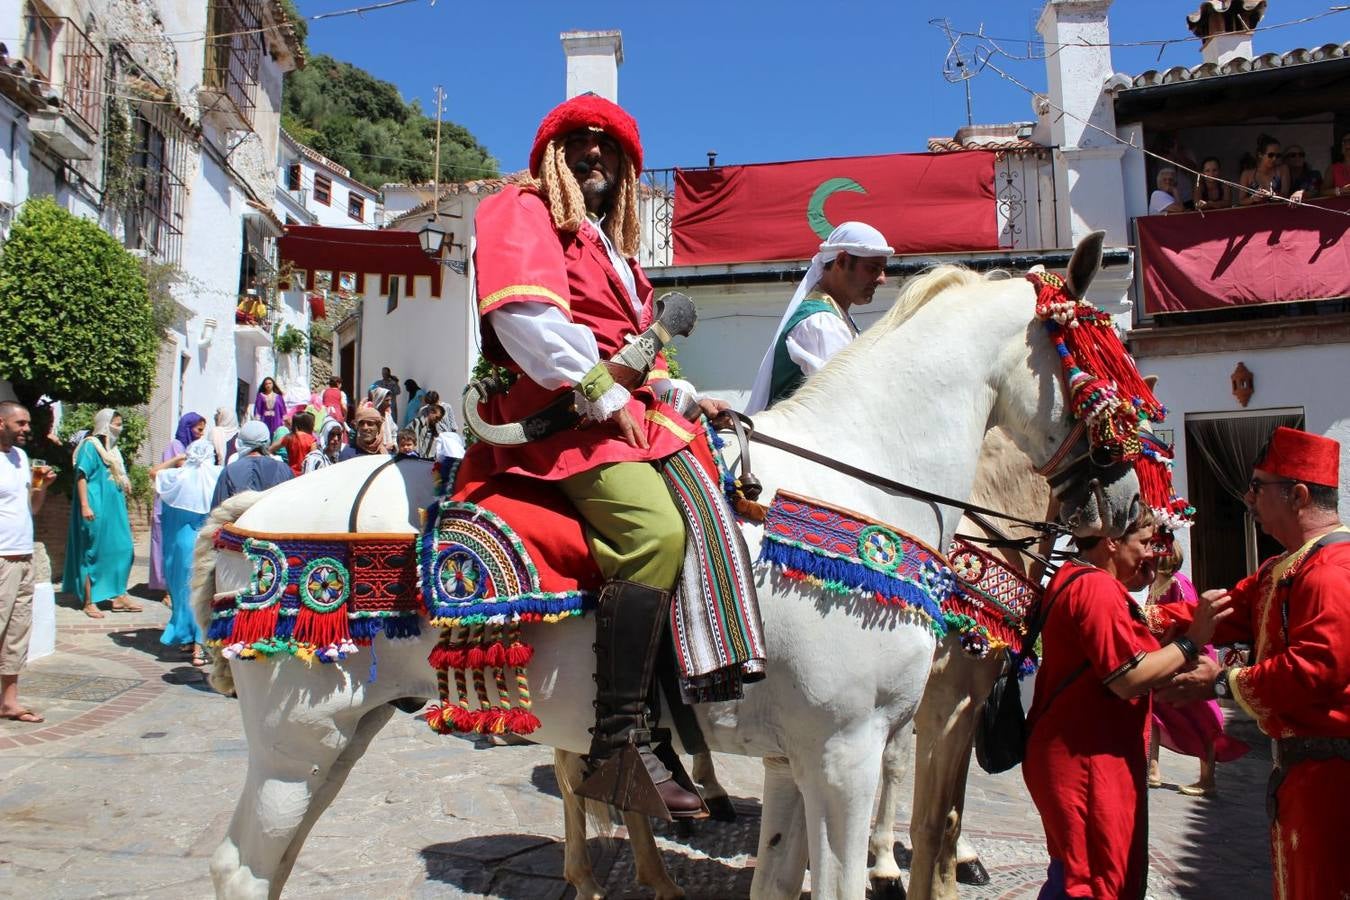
[210,527,422,663]
[1029,270,1192,527]
[758,490,957,635]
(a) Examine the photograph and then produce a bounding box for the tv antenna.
[932,18,990,127]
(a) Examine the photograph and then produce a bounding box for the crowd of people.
[1148,130,1350,215]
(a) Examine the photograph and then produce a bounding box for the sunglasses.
[1248,477,1299,493]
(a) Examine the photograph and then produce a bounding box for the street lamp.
[418,216,448,257]
[417,216,466,275]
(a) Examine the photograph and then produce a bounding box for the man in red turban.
[463,94,716,818]
[1164,426,1349,900]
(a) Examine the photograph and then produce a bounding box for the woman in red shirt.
[1023,512,1230,898]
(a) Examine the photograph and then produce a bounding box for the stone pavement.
[0,535,1275,898]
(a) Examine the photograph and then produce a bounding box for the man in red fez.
[1164,426,1349,900]
[464,94,717,817]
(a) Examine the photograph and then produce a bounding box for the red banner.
[672,151,997,266]
[1138,197,1350,314]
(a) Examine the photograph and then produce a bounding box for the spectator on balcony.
[1239,134,1292,205]
[400,379,426,429]
[1330,133,1350,196]
[1193,157,1232,210]
[1149,168,1185,215]
[252,377,285,436]
[1283,145,1322,201]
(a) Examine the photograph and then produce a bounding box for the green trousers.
[557,461,686,590]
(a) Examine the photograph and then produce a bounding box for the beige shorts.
[0,556,35,676]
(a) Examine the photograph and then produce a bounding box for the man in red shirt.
[464,94,716,817]
[1164,426,1350,900]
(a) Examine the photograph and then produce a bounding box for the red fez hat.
[1257,426,1341,487]
[529,93,643,177]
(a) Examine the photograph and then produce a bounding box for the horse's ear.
[1065,230,1106,299]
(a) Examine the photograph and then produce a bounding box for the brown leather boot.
[574,580,705,820]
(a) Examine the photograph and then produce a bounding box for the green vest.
[767,293,854,407]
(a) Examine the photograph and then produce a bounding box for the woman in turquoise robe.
[63,409,137,617]
[153,439,221,665]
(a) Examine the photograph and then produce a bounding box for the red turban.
[529,93,642,176]
[1257,426,1341,487]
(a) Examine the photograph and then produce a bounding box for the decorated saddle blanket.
[444,431,767,707]
[757,490,959,634]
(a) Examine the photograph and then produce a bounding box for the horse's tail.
[191,491,265,695]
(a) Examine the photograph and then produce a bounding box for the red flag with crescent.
[671,151,998,266]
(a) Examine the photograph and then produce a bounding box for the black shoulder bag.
[974,568,1092,775]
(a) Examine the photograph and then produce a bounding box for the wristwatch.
[1213,667,1233,700]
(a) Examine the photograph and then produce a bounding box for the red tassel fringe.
[229,604,280,646]
[293,604,351,648]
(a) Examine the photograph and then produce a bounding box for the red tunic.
[1023,562,1159,899]
[470,185,694,481]
[1212,535,1350,900]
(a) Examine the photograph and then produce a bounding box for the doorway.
[1184,408,1303,592]
[339,340,356,421]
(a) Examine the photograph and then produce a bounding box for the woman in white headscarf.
[302,419,346,473]
[153,438,221,665]
[210,406,239,465]
[62,409,138,618]
[365,387,397,452]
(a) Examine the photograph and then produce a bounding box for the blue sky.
[296,0,1345,175]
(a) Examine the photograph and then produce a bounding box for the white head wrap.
[155,439,221,515]
[745,221,894,414]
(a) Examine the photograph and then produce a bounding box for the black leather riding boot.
[574,580,705,820]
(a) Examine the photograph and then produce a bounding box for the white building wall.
[1142,346,1350,574]
[297,157,378,228]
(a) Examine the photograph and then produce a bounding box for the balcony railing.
[24,15,103,135]
[638,149,1059,270]
[1135,196,1350,318]
[203,0,263,129]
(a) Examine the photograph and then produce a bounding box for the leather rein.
[721,411,1071,547]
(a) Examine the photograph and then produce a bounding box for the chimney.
[561,30,623,102]
[1187,0,1265,66]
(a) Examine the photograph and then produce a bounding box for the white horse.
[562,427,1054,900]
[198,234,1135,899]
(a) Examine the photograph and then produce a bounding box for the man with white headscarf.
[210,420,291,509]
[746,221,893,414]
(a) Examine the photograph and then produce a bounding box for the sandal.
[111,598,144,613]
[191,650,208,668]
[83,605,106,619]
[1,708,45,723]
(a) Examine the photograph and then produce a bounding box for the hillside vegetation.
[282,54,499,189]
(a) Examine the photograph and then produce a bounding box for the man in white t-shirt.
[0,401,56,723]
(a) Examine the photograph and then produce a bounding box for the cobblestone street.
[0,537,1275,899]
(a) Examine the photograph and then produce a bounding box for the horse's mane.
[779,265,993,414]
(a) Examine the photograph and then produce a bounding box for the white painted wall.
[1140,345,1350,579]
[281,149,379,228]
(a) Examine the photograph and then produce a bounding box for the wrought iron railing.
[203,0,263,128]
[124,104,189,264]
[638,151,1060,269]
[24,15,103,134]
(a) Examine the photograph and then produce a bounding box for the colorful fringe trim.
[944,538,1044,662]
[423,621,541,736]
[209,527,422,664]
[758,491,956,636]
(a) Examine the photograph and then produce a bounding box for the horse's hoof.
[869,876,907,900]
[956,859,991,886]
[705,794,737,822]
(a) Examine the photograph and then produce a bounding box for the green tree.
[282,55,499,188]
[0,198,158,408]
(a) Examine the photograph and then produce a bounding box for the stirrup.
[573,731,708,822]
